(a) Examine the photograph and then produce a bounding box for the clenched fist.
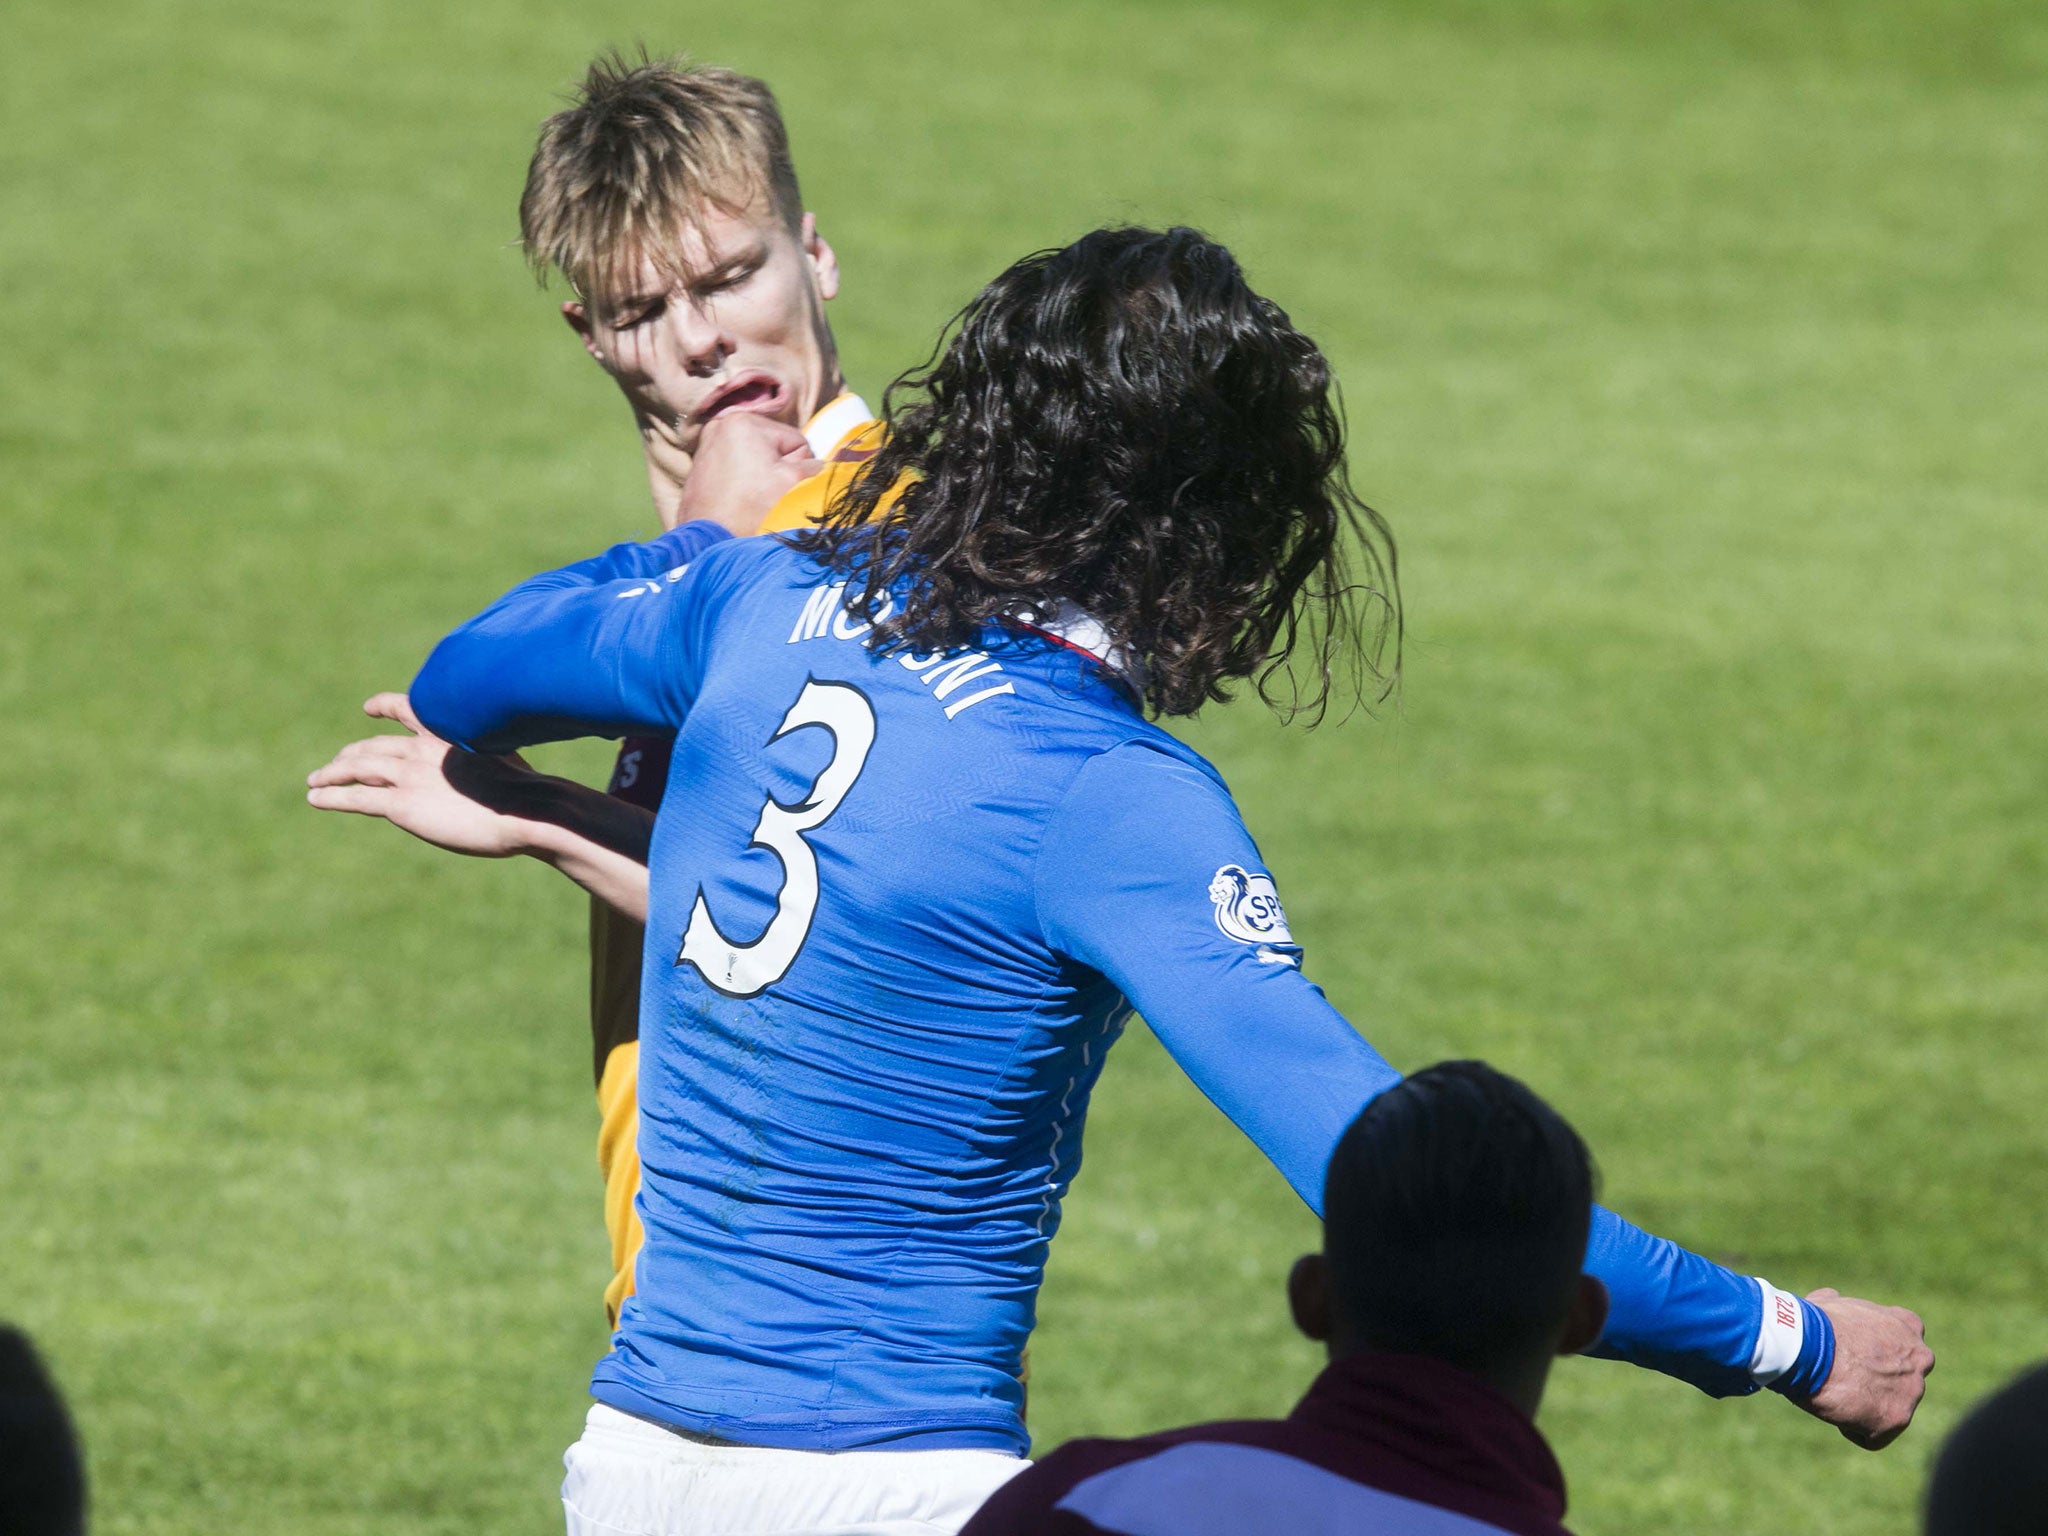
[673,413,821,536]
[1795,1287,1934,1450]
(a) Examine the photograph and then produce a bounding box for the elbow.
[409,635,487,749]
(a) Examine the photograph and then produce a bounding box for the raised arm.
[409,520,732,753]
[1033,742,1930,1432]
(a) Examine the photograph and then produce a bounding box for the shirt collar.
[803,392,874,458]
[1290,1352,1568,1527]
[1010,599,1149,701]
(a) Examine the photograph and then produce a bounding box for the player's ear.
[1287,1253,1334,1344]
[1558,1274,1609,1357]
[562,300,608,364]
[800,212,840,303]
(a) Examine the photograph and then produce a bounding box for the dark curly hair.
[792,226,1399,719]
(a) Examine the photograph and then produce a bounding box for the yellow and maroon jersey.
[758,418,887,536]
[588,393,879,1324]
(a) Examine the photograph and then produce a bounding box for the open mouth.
[694,372,790,426]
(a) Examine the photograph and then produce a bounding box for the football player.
[309,53,882,1326]
[391,227,1933,1534]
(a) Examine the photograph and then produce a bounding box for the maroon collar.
[1286,1352,1568,1531]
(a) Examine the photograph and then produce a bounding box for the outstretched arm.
[1036,741,1931,1442]
[307,693,654,920]
[407,519,738,753]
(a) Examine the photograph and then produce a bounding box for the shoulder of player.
[1068,729,1232,803]
[973,1421,1332,1526]
[960,1434,1165,1531]
[1027,734,1240,921]
[998,1423,1559,1536]
[669,524,815,594]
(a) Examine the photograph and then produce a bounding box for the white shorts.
[561,1403,1029,1536]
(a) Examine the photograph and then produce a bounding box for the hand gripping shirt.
[412,531,1829,1455]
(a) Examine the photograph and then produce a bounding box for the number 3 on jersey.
[678,678,876,998]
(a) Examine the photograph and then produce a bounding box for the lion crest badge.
[1208,864,1297,960]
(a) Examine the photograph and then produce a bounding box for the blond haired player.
[308,54,883,1324]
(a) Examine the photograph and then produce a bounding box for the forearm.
[1158,957,1834,1399]
[438,750,655,919]
[521,817,651,922]
[1584,1204,1834,1399]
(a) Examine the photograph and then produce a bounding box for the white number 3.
[677,678,876,998]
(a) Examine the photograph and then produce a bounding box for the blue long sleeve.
[1035,743,1403,1208]
[410,521,733,752]
[1035,741,1810,1397]
[1584,1207,1759,1395]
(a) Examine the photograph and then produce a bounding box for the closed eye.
[612,296,666,330]
[693,257,763,300]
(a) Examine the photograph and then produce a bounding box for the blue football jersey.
[411,527,1828,1454]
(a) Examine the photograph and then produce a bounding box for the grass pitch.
[4,2,2045,1531]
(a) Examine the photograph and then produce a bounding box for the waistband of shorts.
[581,1402,1025,1465]
[589,1376,1028,1455]
[606,1402,751,1448]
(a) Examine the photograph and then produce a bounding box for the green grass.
[4,1,2045,1530]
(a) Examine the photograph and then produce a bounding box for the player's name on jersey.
[787,582,1016,721]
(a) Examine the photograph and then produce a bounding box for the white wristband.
[1749,1278,1806,1386]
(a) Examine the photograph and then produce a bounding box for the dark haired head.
[1308,1062,1601,1386]
[1924,1360,2048,1536]
[794,225,1399,719]
[0,1326,85,1536]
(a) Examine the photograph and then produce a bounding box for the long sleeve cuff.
[1749,1279,1836,1399]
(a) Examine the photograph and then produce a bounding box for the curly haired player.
[377,226,1929,1534]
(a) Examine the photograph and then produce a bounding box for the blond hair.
[519,52,805,304]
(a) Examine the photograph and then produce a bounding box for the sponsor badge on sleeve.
[1208,864,1301,965]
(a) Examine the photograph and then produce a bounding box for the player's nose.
[669,301,733,378]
